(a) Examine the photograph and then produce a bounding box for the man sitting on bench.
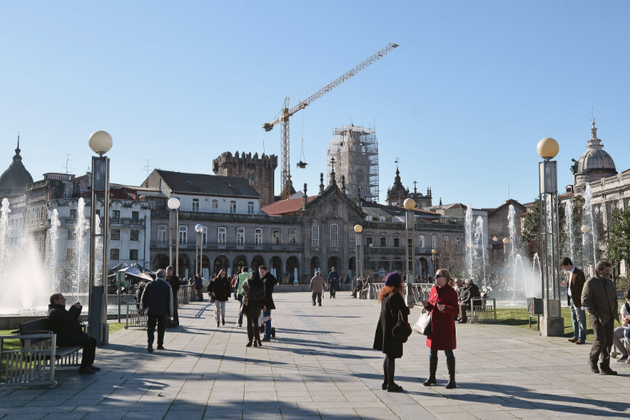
[47,293,100,375]
[458,279,481,324]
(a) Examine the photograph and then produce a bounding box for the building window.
[272,229,280,244]
[158,225,167,242]
[289,229,296,244]
[455,236,461,250]
[248,201,254,214]
[330,224,338,247]
[418,235,425,249]
[112,210,120,219]
[132,211,139,220]
[312,225,319,247]
[179,226,187,244]
[218,227,226,245]
[432,235,438,249]
[380,236,386,247]
[111,229,121,241]
[129,249,138,260]
[67,228,76,240]
[443,235,449,243]
[237,228,245,245]
[66,249,76,261]
[212,199,218,210]
[394,236,400,247]
[192,199,199,212]
[367,233,373,246]
[130,230,139,241]
[255,228,263,246]
[95,209,100,218]
[110,249,119,260]
[230,201,237,213]
[70,209,77,219]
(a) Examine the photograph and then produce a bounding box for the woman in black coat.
[208,269,231,327]
[373,272,414,392]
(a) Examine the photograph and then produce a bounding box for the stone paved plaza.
[1,292,629,419]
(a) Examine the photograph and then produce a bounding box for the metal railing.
[471,298,497,323]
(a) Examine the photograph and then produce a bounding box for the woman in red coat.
[421,269,459,389]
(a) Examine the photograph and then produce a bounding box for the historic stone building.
[0,137,33,199]
[212,151,278,208]
[385,166,432,208]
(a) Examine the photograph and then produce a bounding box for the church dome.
[576,121,616,175]
[0,138,33,197]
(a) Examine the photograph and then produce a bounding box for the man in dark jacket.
[458,279,481,323]
[327,267,340,298]
[142,269,173,352]
[47,294,99,374]
[561,257,587,344]
[166,266,180,327]
[260,265,277,341]
[194,273,204,302]
[582,260,619,375]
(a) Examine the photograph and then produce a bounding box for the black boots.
[445,358,457,389]
[423,358,438,386]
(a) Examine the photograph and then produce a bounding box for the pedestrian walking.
[166,266,180,327]
[581,260,619,375]
[193,273,204,301]
[259,265,277,341]
[208,269,231,327]
[310,271,326,306]
[373,272,413,392]
[235,267,249,327]
[327,267,340,298]
[241,269,266,347]
[421,269,459,389]
[141,269,173,352]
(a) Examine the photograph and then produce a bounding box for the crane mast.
[263,42,399,200]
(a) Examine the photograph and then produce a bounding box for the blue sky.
[1,1,629,208]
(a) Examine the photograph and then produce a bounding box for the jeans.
[570,300,587,341]
[263,309,272,339]
[613,326,629,357]
[215,300,226,324]
[430,349,454,360]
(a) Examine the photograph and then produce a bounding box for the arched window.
[432,235,438,249]
[218,227,226,245]
[272,229,280,244]
[237,227,245,245]
[289,229,297,244]
[418,235,425,249]
[330,224,338,247]
[312,225,319,246]
[455,236,461,249]
[255,228,263,246]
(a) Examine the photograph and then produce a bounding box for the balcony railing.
[150,241,304,253]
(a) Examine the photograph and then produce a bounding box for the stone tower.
[212,151,278,207]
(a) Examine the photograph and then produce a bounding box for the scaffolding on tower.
[327,124,379,202]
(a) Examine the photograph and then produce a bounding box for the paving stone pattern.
[1,292,629,419]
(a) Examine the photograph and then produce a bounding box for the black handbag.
[392,310,412,342]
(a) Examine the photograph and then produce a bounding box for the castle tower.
[212,151,278,207]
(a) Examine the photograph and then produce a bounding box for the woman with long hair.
[421,268,459,389]
[241,269,266,347]
[373,272,414,392]
[208,269,231,327]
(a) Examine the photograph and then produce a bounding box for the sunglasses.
[435,274,443,279]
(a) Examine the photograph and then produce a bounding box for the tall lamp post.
[195,224,204,277]
[403,198,416,305]
[167,197,180,276]
[537,137,564,336]
[88,130,112,345]
[354,224,363,284]
[431,248,437,276]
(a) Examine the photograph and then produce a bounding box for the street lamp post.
[404,198,416,305]
[503,237,509,262]
[431,248,437,276]
[88,130,112,345]
[537,137,564,337]
[195,224,204,277]
[354,224,363,291]
[167,197,180,276]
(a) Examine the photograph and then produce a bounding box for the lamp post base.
[88,285,109,346]
[540,316,564,337]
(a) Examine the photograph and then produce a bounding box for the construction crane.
[263,42,399,200]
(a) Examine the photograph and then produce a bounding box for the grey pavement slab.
[1,292,630,419]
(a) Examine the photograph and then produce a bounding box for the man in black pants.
[327,267,340,299]
[47,294,99,374]
[142,269,173,352]
[166,266,180,327]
